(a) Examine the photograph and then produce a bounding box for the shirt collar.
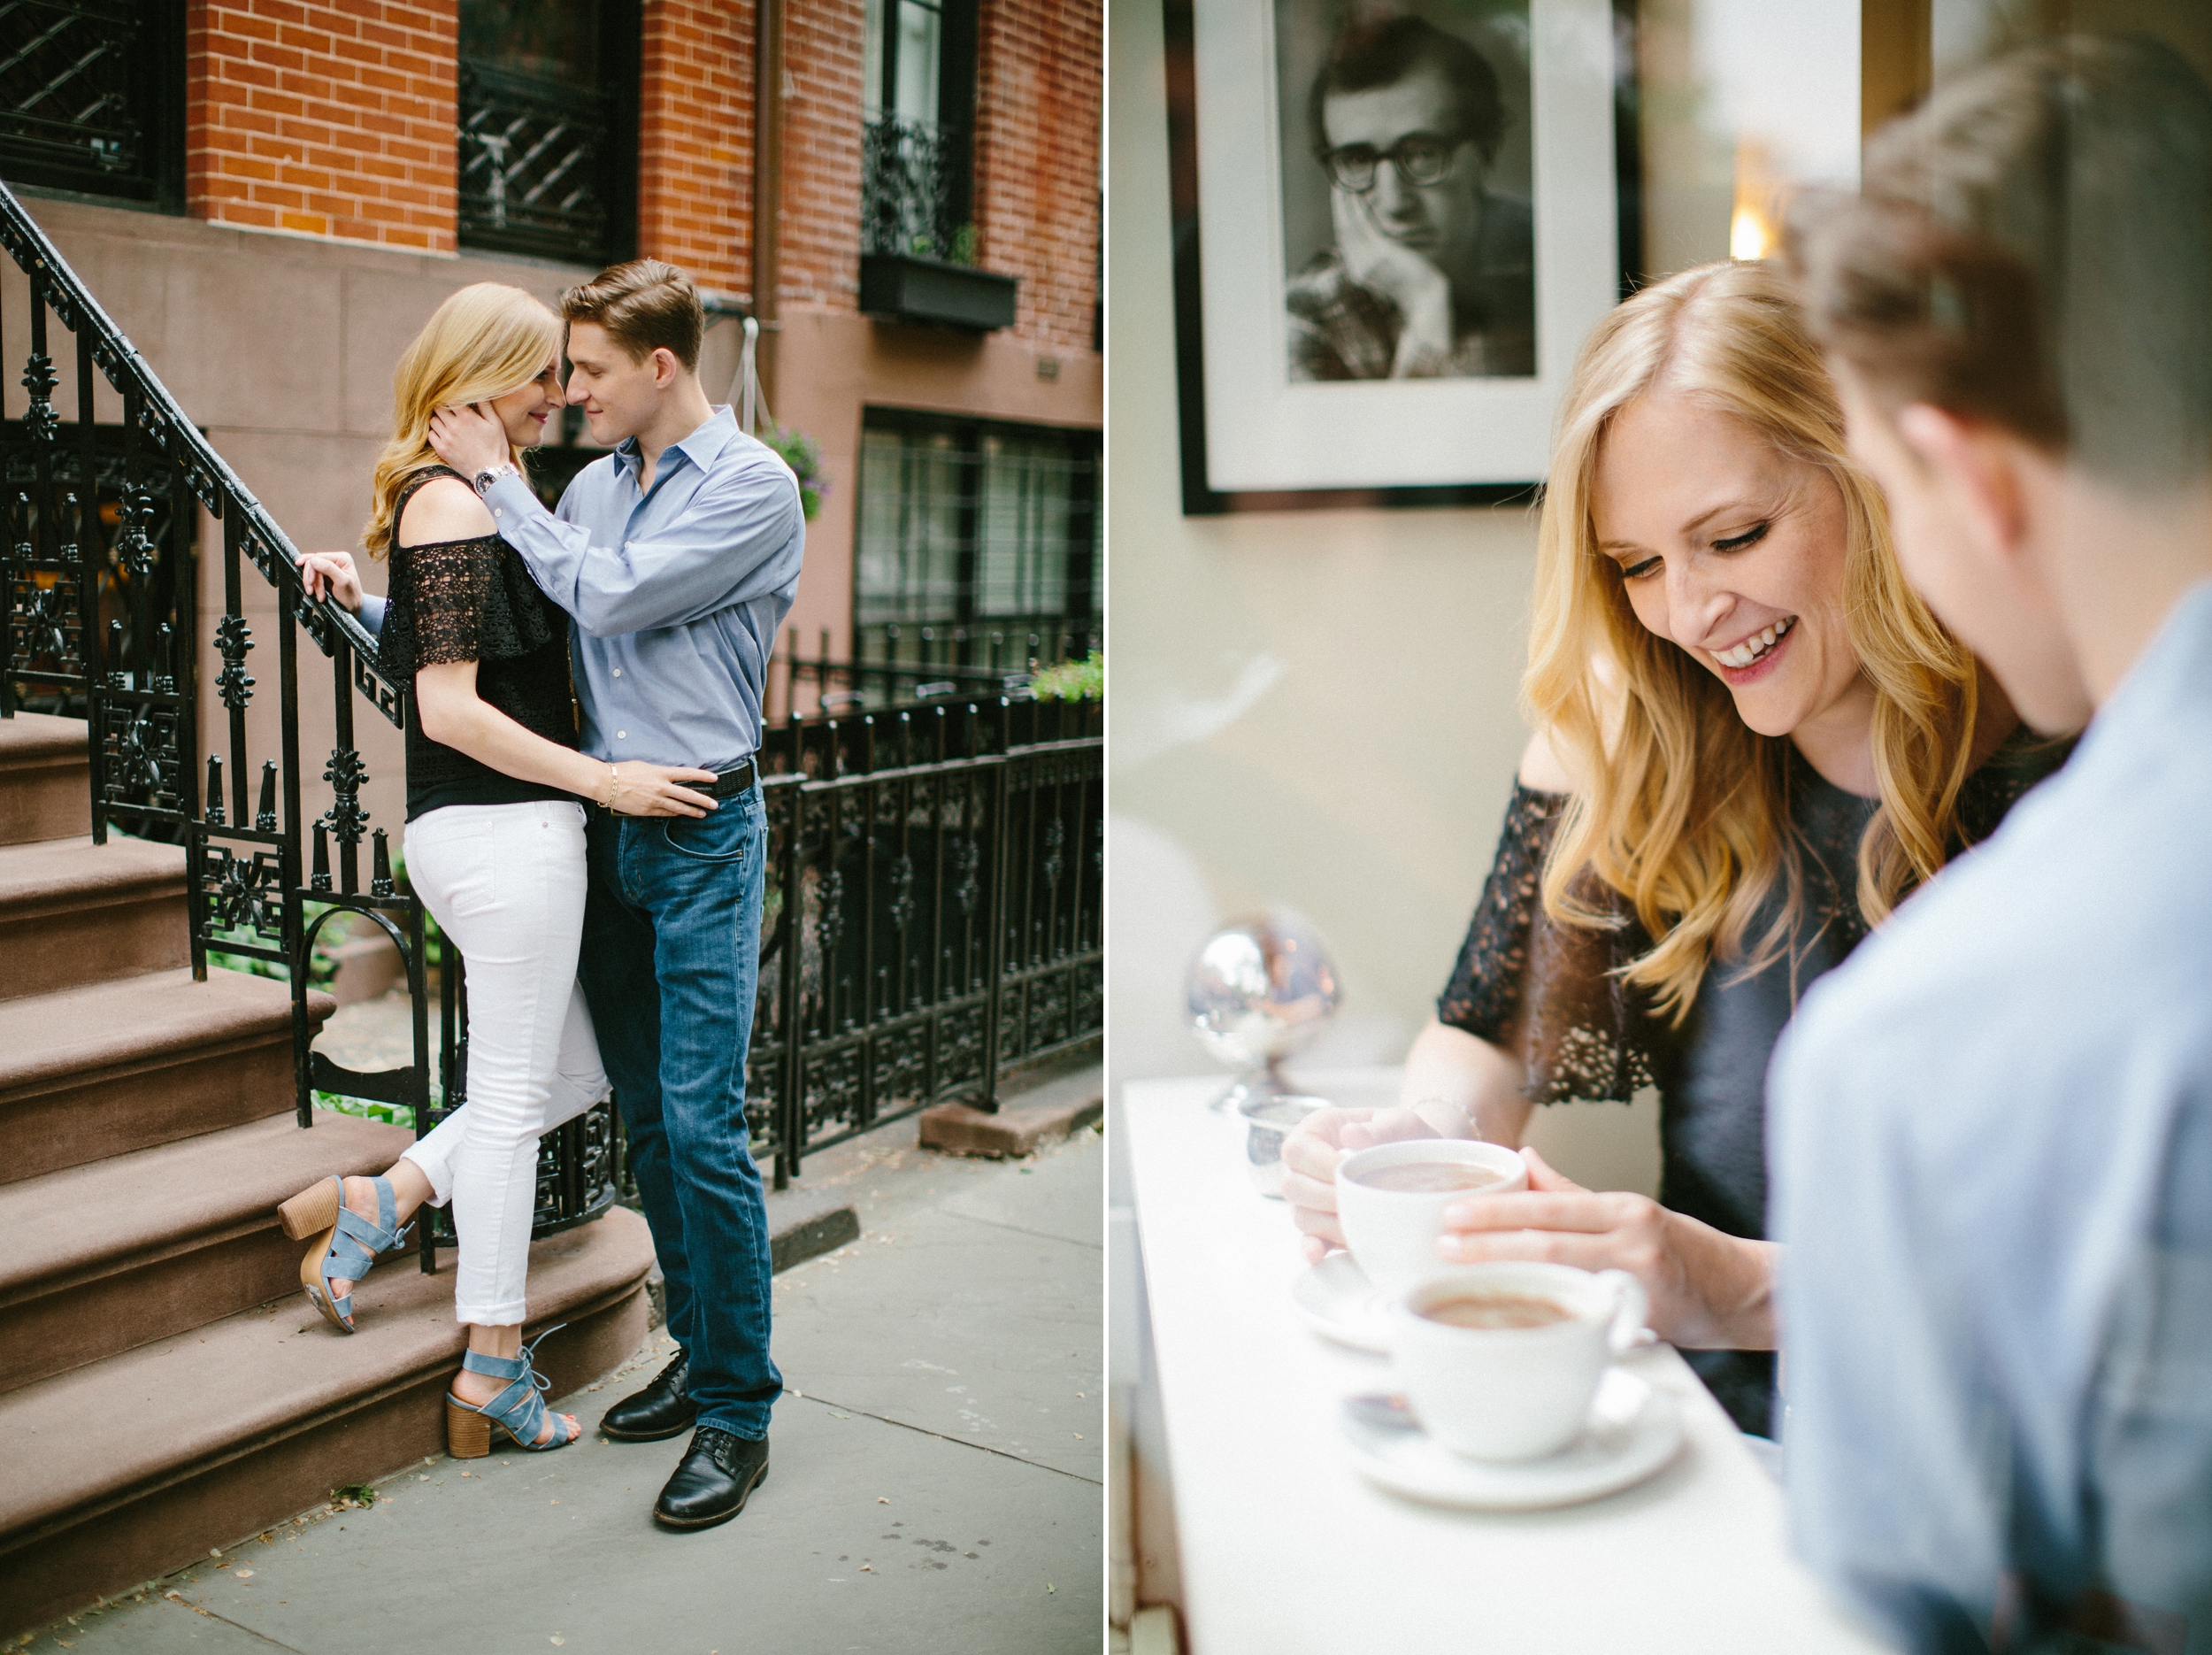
[611,405,741,484]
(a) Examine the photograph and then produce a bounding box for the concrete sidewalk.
[16,1099,1103,1655]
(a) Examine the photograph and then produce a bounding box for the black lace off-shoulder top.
[379,466,580,821]
[1437,730,2071,1436]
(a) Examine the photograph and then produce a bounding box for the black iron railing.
[745,695,1103,1184]
[771,622,1103,721]
[862,112,970,263]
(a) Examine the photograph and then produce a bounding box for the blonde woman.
[1279,261,2070,1438]
[280,283,718,1455]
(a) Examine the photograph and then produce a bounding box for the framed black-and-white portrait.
[1166,0,1639,512]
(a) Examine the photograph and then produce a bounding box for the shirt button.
[612,668,621,678]
[618,731,626,739]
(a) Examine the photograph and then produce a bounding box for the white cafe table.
[1123,1071,1892,1655]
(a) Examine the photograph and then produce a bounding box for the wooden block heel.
[446,1396,494,1459]
[278,1177,342,1241]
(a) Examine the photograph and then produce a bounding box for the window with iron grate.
[457,0,638,266]
[855,410,1100,674]
[861,0,978,263]
[0,0,183,211]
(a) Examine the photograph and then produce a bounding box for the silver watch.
[471,461,520,496]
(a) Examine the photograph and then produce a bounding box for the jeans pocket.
[407,810,500,921]
[658,806,750,864]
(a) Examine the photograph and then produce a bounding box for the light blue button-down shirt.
[471,406,803,769]
[1770,580,2212,1653]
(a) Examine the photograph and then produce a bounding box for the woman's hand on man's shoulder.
[397,474,497,548]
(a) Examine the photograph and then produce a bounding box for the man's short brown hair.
[561,258,703,373]
[1790,35,2212,491]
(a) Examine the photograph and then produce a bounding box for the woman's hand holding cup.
[1434,1146,1775,1350]
[1279,1105,1447,1261]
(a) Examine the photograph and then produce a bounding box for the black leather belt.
[706,760,756,797]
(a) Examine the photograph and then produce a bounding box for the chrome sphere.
[1186,916,1340,1104]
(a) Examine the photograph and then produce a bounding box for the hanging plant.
[761,424,827,520]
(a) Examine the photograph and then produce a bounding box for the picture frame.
[1165,0,1641,513]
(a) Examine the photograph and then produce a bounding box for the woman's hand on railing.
[296,551,364,613]
[604,761,722,819]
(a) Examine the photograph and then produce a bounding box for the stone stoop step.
[0,714,90,847]
[0,968,337,1184]
[0,1110,419,1395]
[0,1204,656,1636]
[918,1064,1106,1158]
[0,835,189,1001]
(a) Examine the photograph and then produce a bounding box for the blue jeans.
[580,788,781,1440]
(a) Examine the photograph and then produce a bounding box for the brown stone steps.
[0,968,338,1184]
[0,834,188,1000]
[0,1205,655,1635]
[0,715,89,846]
[0,1109,420,1397]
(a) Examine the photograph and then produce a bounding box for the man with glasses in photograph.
[1288,14,1535,381]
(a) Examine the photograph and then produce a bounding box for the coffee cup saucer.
[1339,1368,1685,1511]
[1291,1252,1394,1353]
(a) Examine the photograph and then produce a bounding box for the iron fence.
[771,620,1103,721]
[457,59,626,265]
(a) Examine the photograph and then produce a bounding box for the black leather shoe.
[653,1427,770,1529]
[600,1351,695,1442]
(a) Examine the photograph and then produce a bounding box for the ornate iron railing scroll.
[749,694,1102,1188]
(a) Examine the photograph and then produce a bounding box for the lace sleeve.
[1437,784,1658,1105]
[378,535,563,678]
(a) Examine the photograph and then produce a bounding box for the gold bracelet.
[602,764,620,812]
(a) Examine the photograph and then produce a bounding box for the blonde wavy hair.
[363,283,561,557]
[1525,260,1979,1024]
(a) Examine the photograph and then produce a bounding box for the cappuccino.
[1421,1291,1574,1330]
[1353,1161,1509,1195]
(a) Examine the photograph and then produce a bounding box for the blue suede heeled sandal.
[278,1174,413,1334]
[445,1326,580,1459]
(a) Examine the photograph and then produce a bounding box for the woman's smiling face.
[1592,390,1871,758]
[488,355,564,450]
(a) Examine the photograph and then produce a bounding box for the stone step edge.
[0,1209,653,1558]
[0,1111,414,1311]
[0,835,187,907]
[0,971,334,1103]
[0,713,88,761]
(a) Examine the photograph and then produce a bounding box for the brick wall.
[778,0,868,310]
[974,0,1102,350]
[188,0,457,253]
[638,0,754,298]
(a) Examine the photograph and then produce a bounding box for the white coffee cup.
[1391,1262,1650,1462]
[1334,1138,1528,1299]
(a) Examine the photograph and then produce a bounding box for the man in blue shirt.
[1773,38,2212,1651]
[429,259,803,1530]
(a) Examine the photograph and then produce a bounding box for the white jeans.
[399,799,607,1326]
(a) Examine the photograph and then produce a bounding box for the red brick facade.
[974,0,1103,350]
[638,0,755,299]
[187,0,457,253]
[775,0,868,311]
[176,1,1100,353]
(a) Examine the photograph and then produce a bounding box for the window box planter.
[859,252,1018,332]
